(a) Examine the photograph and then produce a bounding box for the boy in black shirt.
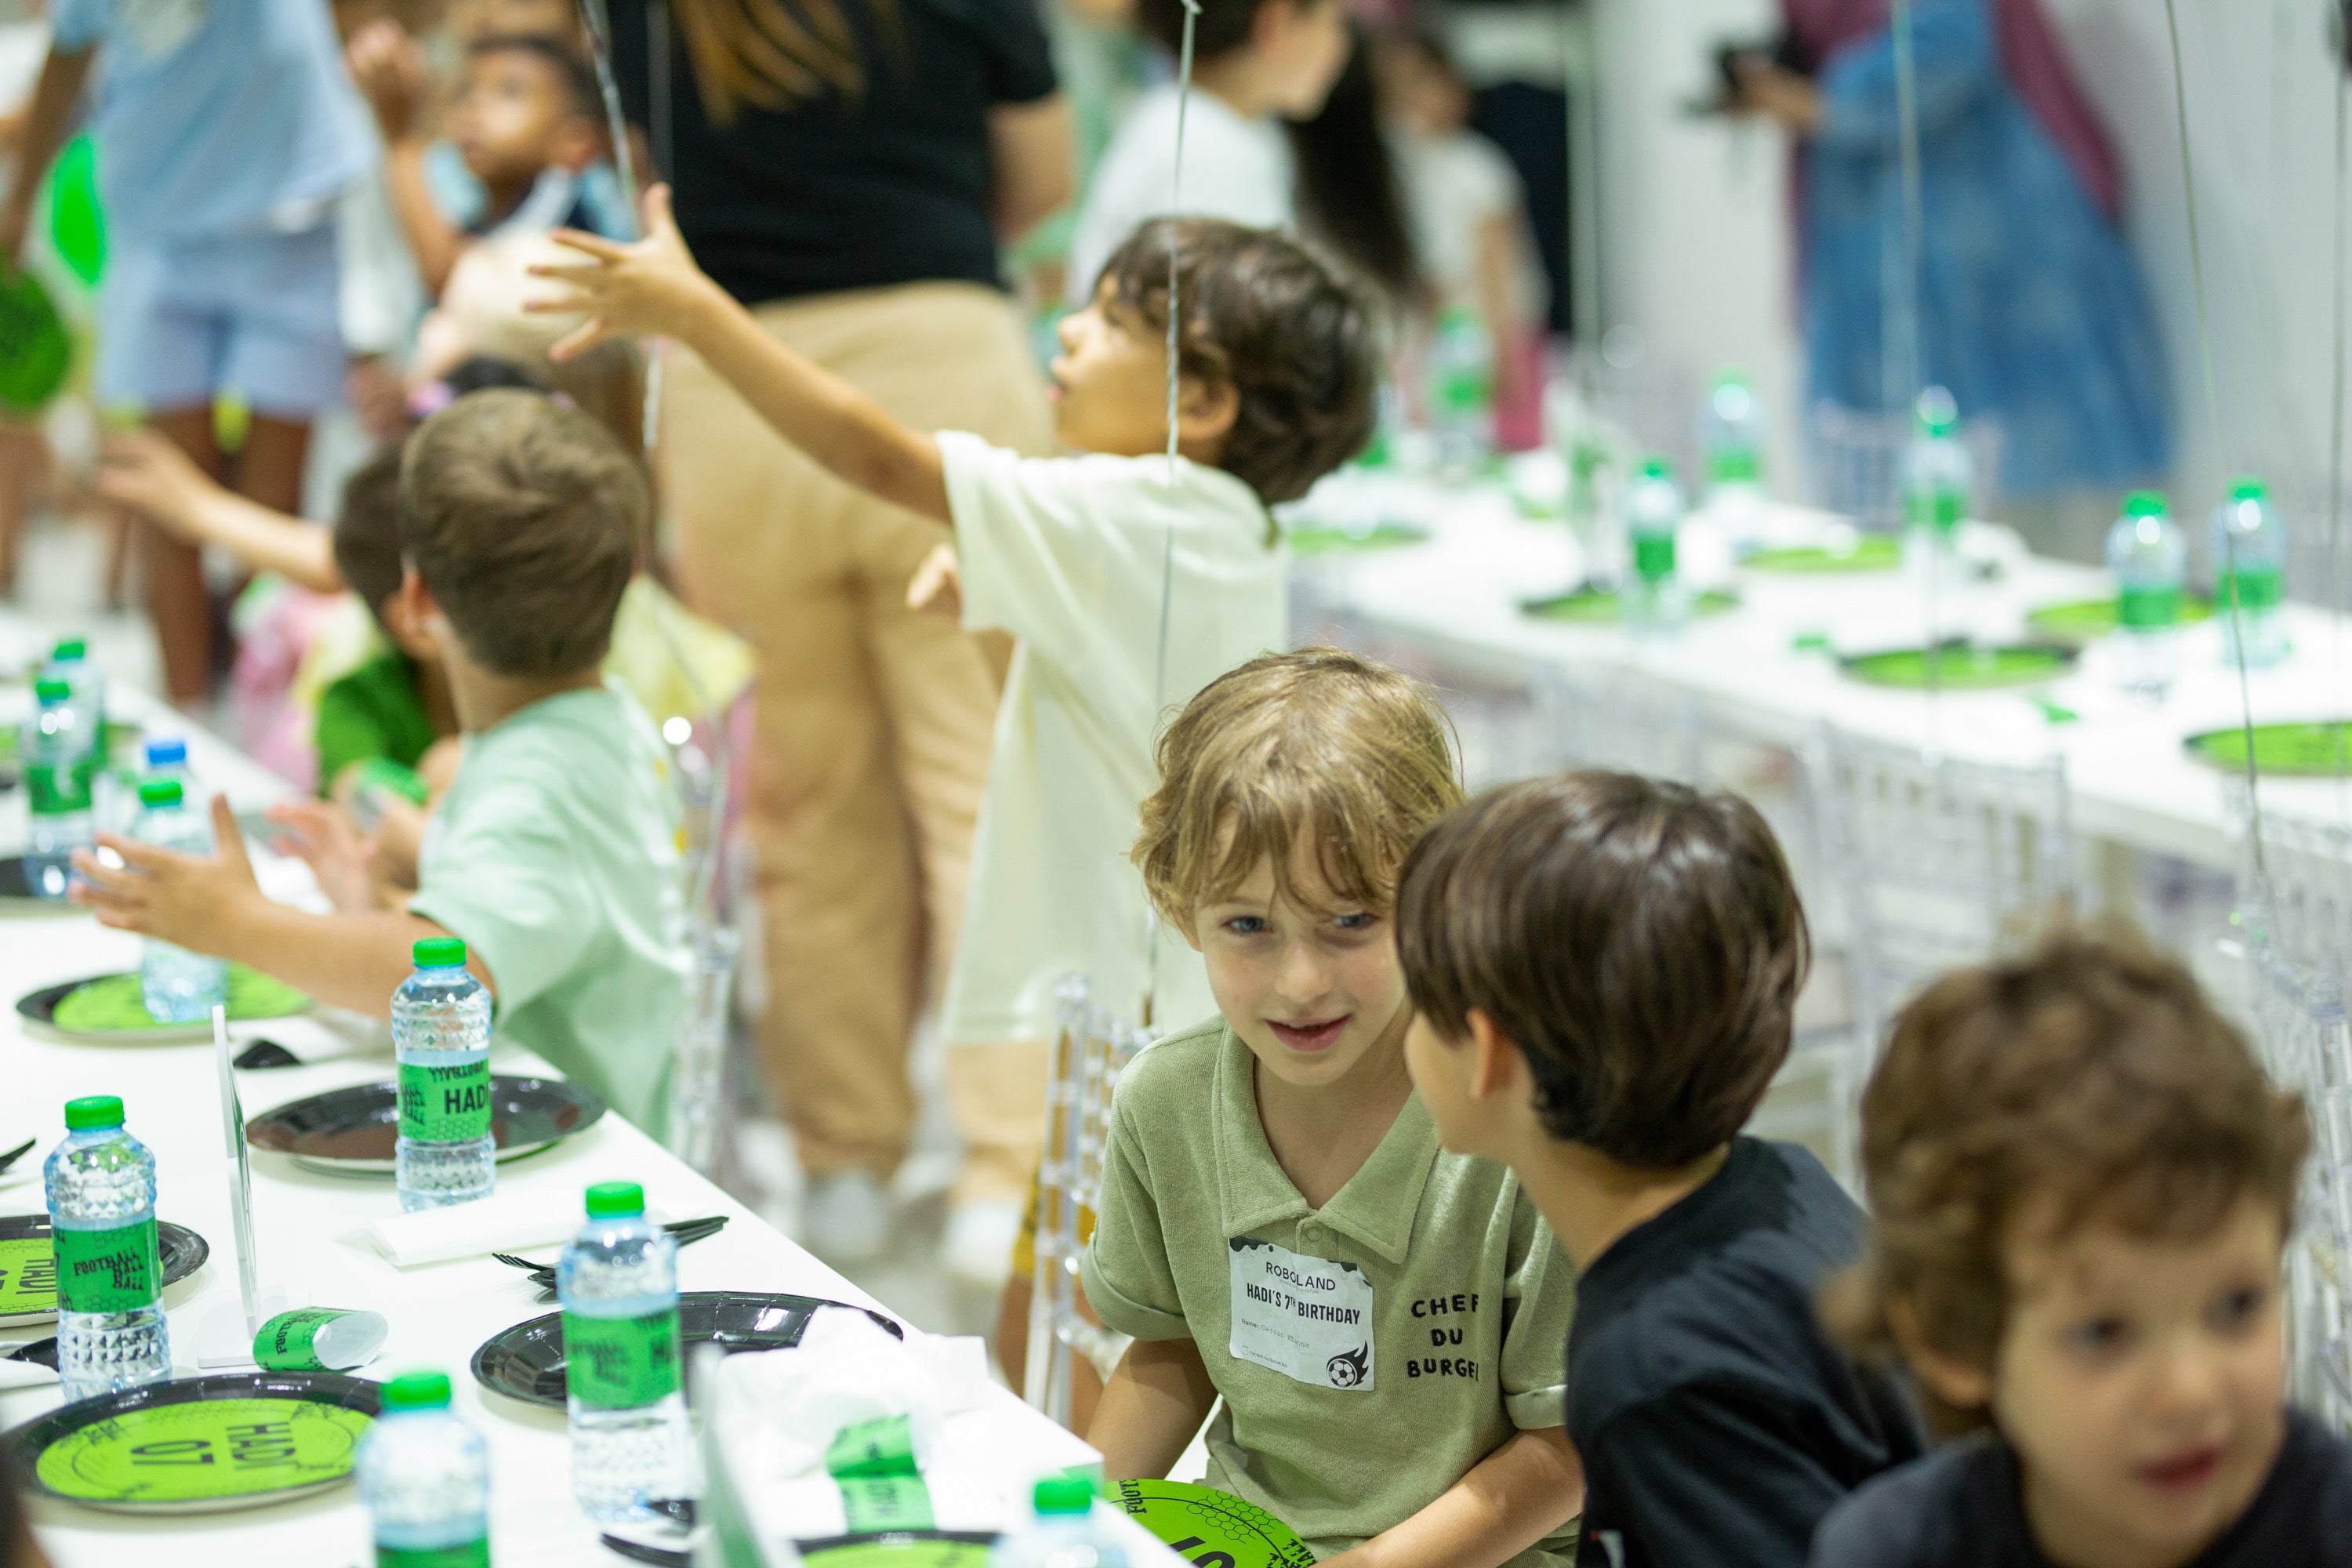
[1394,772,1924,1566]
[1810,935,2352,1568]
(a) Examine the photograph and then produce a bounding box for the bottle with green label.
[45,1095,169,1399]
[2212,475,2288,670]
[1426,306,1493,474]
[1697,369,1766,540]
[1622,456,1689,638]
[358,1370,492,1568]
[992,1475,1127,1568]
[2106,489,2187,699]
[1901,387,1972,585]
[22,678,93,900]
[558,1181,688,1521]
[391,938,495,1211]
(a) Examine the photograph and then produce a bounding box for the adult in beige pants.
[610,0,1070,1262]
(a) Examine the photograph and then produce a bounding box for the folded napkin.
[366,1189,617,1267]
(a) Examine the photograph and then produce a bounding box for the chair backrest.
[1024,976,1149,1428]
[660,699,749,1174]
[1806,401,2003,531]
[1530,661,1708,785]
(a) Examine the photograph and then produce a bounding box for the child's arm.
[1325,1428,1582,1568]
[95,430,343,593]
[0,42,93,265]
[532,185,952,526]
[71,795,494,1015]
[1087,1338,1219,1483]
[346,20,468,295]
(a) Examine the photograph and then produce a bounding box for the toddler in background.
[1813,934,2352,1567]
[1396,772,1922,1568]
[74,391,693,1137]
[1087,648,1583,1568]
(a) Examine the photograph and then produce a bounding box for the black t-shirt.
[1569,1137,1926,1568]
[1810,1410,2352,1566]
[608,0,1056,306]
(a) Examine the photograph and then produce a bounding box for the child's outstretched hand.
[531,184,726,360]
[263,799,384,913]
[71,796,264,953]
[93,428,223,540]
[907,542,964,619]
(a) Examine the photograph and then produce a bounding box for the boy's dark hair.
[1831,931,2308,1435]
[1101,217,1381,506]
[398,388,644,676]
[1396,771,1810,1168]
[1137,0,1326,60]
[471,32,603,123]
[332,442,410,623]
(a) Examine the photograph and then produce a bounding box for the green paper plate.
[2027,596,2214,644]
[0,1213,210,1327]
[1519,587,1739,623]
[2184,722,2352,777]
[3,1373,380,1513]
[1282,521,1432,556]
[18,966,310,1040]
[1742,535,1902,574]
[800,1534,998,1568]
[0,269,70,415]
[1839,642,2077,691]
[1112,1479,1316,1568]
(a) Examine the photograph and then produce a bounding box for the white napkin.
[0,1355,59,1390]
[365,1189,593,1267]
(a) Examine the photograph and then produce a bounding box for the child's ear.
[394,568,451,655]
[1887,1296,1994,1414]
[1464,1008,1524,1102]
[1177,376,1243,448]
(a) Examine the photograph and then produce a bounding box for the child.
[540,197,1378,1255]
[72,390,693,1137]
[1395,772,1924,1568]
[1086,648,1583,1568]
[1811,934,2352,1567]
[1064,0,1349,304]
[349,27,609,294]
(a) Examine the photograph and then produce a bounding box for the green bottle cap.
[33,678,69,704]
[1711,368,1751,390]
[2229,475,2267,503]
[412,936,467,969]
[137,778,183,808]
[64,1095,125,1131]
[1033,1475,1097,1515]
[2123,490,2169,518]
[585,1181,645,1218]
[1913,386,1959,437]
[50,637,86,662]
[1639,456,1674,480]
[381,1370,453,1411]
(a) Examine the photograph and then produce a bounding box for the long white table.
[1291,463,2352,870]
[0,685,1099,1566]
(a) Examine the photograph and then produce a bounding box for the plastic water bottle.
[1622,456,1688,637]
[1426,307,1493,474]
[358,1370,492,1568]
[2212,475,2288,670]
[45,636,106,749]
[21,678,92,900]
[391,938,495,1211]
[1698,370,1766,538]
[45,1095,170,1400]
[992,1476,1127,1568]
[1902,387,1972,582]
[125,779,229,1024]
[2107,490,2188,699]
[143,737,190,785]
[557,1181,688,1521]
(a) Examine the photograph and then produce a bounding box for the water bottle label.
[53,1218,159,1313]
[1907,488,1963,532]
[2218,566,2283,612]
[398,1059,492,1143]
[1633,533,1676,583]
[1711,448,1761,483]
[378,1541,490,1568]
[563,1305,681,1409]
[27,762,93,816]
[2118,586,2181,629]
[826,1414,919,1479]
[837,1475,935,1532]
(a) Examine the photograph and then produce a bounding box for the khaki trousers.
[661,281,1052,1181]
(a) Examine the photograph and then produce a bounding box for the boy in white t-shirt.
[1065,0,1351,304]
[538,192,1381,1259]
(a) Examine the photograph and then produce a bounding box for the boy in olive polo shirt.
[1084,650,1582,1568]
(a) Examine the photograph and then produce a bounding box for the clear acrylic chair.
[661,698,746,1174]
[1805,727,2074,1182]
[2224,785,2352,1431]
[1806,401,2003,531]
[1529,661,1708,784]
[1025,976,1149,1428]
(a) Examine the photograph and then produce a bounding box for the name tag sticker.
[1228,1237,1374,1391]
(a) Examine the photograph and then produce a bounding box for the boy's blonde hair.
[1134,647,1461,924]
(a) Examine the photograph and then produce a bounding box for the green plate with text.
[1112,1479,1316,1568]
[1742,536,1902,574]
[2027,596,2214,645]
[800,1534,999,1568]
[1520,587,1739,624]
[17,967,310,1041]
[0,1213,210,1327]
[1282,521,1432,556]
[1840,642,2076,691]
[2186,722,2352,777]
[3,1372,381,1513]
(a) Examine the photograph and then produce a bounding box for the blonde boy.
[1086,648,1582,1568]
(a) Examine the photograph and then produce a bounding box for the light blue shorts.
[96,222,345,419]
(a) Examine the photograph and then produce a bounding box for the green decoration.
[1741,536,1903,574]
[48,135,107,287]
[2185,722,2352,777]
[0,269,71,416]
[1839,643,2075,691]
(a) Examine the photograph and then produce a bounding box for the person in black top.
[1393,771,1925,1567]
[1812,934,2352,1568]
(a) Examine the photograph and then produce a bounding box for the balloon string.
[2331,69,2349,826]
